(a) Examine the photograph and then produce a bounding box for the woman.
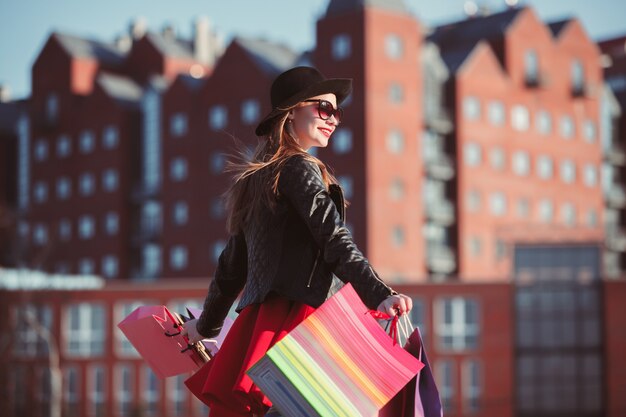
[182,66,413,417]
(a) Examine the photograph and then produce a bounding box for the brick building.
[599,35,626,277]
[1,0,625,416]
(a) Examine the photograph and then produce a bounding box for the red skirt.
[199,296,316,417]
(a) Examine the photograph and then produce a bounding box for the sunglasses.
[303,99,343,124]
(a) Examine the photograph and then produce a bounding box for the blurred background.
[1,0,625,416]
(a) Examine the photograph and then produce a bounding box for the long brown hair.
[224,106,337,234]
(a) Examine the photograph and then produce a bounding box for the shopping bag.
[247,283,424,417]
[117,305,208,379]
[379,327,443,417]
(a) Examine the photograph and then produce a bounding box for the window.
[332,128,353,154]
[536,155,553,180]
[387,129,405,154]
[389,83,404,103]
[463,96,480,120]
[34,139,48,161]
[173,201,188,225]
[210,197,226,220]
[89,365,106,417]
[468,236,482,257]
[115,301,146,357]
[79,172,96,196]
[607,75,626,92]
[496,239,507,261]
[210,152,226,174]
[167,375,188,417]
[17,116,30,210]
[115,365,135,416]
[422,130,440,163]
[33,181,48,203]
[142,366,160,417]
[464,142,481,167]
[511,105,530,131]
[437,361,456,413]
[103,125,119,149]
[170,112,188,137]
[143,90,162,193]
[209,105,227,130]
[33,224,48,246]
[587,209,598,227]
[337,176,353,200]
[241,99,260,125]
[36,368,51,416]
[102,255,118,278]
[170,157,188,182]
[56,177,71,200]
[64,367,80,417]
[466,189,481,212]
[212,240,227,263]
[79,130,96,154]
[56,135,71,158]
[490,192,506,216]
[104,212,119,235]
[332,34,351,60]
[385,34,404,59]
[489,147,505,171]
[512,151,530,176]
[584,164,597,187]
[391,226,405,247]
[79,258,95,275]
[583,120,596,143]
[141,201,162,235]
[572,59,585,95]
[170,245,188,270]
[463,360,482,413]
[65,303,106,356]
[142,244,161,278]
[46,93,59,124]
[79,215,95,240]
[561,203,576,226]
[56,262,70,273]
[514,245,603,415]
[539,199,554,223]
[560,160,576,184]
[560,115,575,139]
[102,169,119,192]
[524,49,539,85]
[389,178,405,201]
[408,298,426,335]
[488,101,505,126]
[59,218,72,241]
[436,297,480,351]
[536,110,552,135]
[14,304,52,357]
[18,221,29,239]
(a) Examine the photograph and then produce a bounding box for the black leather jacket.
[196,155,395,338]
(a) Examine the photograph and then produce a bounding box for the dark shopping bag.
[379,326,443,417]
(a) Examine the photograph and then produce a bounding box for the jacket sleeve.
[277,155,395,310]
[196,233,247,338]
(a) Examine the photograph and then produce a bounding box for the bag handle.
[368,310,401,345]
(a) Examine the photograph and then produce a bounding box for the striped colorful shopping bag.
[247,283,424,417]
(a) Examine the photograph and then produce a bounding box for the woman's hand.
[180,318,203,344]
[377,293,413,317]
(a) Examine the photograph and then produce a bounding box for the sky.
[1,0,626,99]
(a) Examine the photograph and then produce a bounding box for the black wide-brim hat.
[255,66,352,136]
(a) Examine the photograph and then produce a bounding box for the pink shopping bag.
[118,305,206,379]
